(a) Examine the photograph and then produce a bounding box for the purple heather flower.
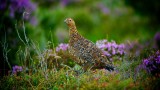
[155,56,160,64]
[12,65,23,74]
[56,43,69,52]
[118,50,124,55]
[99,44,106,49]
[152,65,157,69]
[143,59,149,66]
[9,0,36,18]
[106,43,112,51]
[111,41,118,48]
[142,51,160,75]
[103,51,111,57]
[96,39,125,61]
[118,44,125,49]
[96,39,107,48]
[112,49,116,55]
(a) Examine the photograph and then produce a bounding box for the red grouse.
[64,18,114,71]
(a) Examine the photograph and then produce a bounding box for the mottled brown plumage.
[64,18,114,71]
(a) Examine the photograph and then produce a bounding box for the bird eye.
[69,19,71,21]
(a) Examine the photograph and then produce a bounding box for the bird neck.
[69,25,78,34]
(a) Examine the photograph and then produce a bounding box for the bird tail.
[105,64,114,71]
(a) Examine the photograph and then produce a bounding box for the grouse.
[64,18,114,71]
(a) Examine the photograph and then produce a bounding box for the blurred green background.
[29,0,158,45]
[0,0,160,75]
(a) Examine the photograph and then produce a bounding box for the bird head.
[64,18,76,28]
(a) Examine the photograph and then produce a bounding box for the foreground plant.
[12,65,23,75]
[143,50,160,76]
[96,39,125,61]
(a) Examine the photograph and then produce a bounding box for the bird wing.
[69,34,110,68]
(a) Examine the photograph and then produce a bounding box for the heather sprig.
[55,40,125,61]
[56,43,69,52]
[96,39,125,60]
[12,65,23,74]
[142,50,160,76]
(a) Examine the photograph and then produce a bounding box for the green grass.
[0,69,136,90]
[1,43,159,90]
[0,41,154,90]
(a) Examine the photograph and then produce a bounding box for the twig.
[0,32,11,69]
